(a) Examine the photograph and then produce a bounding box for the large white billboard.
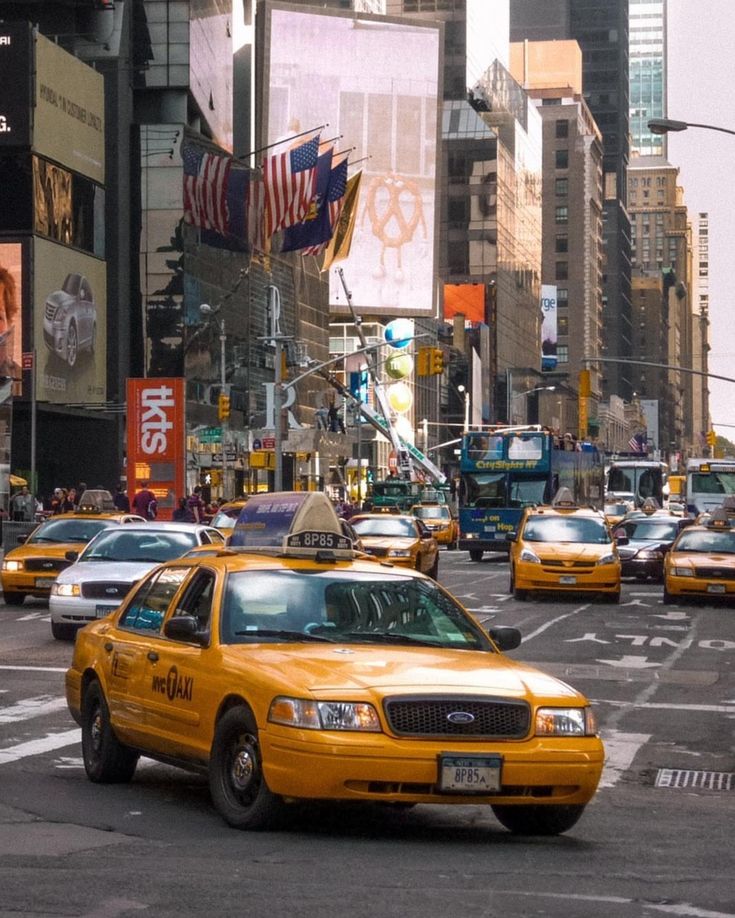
[263,5,440,316]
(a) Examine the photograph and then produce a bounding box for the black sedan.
[613,516,693,582]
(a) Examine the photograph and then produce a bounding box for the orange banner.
[126,378,186,520]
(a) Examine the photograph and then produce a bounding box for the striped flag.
[262,135,320,238]
[182,144,231,236]
[628,433,646,453]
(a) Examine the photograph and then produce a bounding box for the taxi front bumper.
[1,570,61,598]
[515,561,620,594]
[261,727,604,806]
[665,572,735,598]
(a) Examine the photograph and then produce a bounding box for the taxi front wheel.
[491,803,586,836]
[209,706,284,830]
[81,680,139,783]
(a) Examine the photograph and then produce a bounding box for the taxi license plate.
[95,604,117,618]
[34,578,52,589]
[439,754,501,793]
[559,575,576,585]
[707,583,726,594]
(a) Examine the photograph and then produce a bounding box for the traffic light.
[707,429,717,447]
[429,347,444,376]
[416,346,430,376]
[218,392,231,421]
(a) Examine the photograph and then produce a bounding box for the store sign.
[126,378,185,519]
[0,23,32,147]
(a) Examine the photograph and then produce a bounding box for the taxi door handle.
[147,651,159,663]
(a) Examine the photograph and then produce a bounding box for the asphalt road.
[1,551,734,918]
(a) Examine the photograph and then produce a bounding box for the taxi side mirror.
[65,550,79,562]
[488,625,522,652]
[615,536,629,546]
[164,614,204,643]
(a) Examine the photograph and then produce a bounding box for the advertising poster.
[0,242,23,398]
[127,377,186,520]
[0,22,32,148]
[444,283,486,324]
[34,237,106,404]
[540,284,558,371]
[263,6,441,316]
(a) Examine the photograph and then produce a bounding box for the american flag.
[628,433,646,453]
[302,158,349,256]
[182,144,231,236]
[262,135,320,238]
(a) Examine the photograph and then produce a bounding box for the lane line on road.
[492,891,735,918]
[0,729,79,765]
[598,729,652,788]
[0,664,67,673]
[0,696,68,723]
[521,603,592,642]
[595,699,735,714]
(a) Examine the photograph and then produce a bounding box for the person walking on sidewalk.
[132,481,157,519]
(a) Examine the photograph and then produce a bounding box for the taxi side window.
[119,568,189,634]
[173,570,215,635]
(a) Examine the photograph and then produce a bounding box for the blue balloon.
[384,319,414,350]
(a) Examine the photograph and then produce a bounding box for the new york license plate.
[559,575,577,585]
[95,604,117,618]
[34,578,52,589]
[439,754,502,793]
[707,583,726,594]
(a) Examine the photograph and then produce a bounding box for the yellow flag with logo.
[321,170,362,273]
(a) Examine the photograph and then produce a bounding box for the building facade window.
[555,205,568,224]
[555,149,569,169]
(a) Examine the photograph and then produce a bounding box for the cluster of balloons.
[384,319,414,414]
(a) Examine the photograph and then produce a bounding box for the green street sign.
[199,426,222,443]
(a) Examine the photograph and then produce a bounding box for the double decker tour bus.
[458,428,605,561]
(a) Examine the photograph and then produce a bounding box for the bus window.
[508,434,544,460]
[465,433,503,461]
[508,476,549,507]
[462,473,507,508]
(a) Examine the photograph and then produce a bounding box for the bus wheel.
[469,549,483,562]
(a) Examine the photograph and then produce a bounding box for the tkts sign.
[127,378,185,520]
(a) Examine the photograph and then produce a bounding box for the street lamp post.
[648,117,735,137]
[200,303,228,496]
[509,384,556,425]
[457,385,470,434]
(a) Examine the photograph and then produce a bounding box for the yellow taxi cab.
[65,491,604,836]
[209,498,249,539]
[349,512,439,578]
[663,508,735,604]
[410,503,459,548]
[508,488,623,602]
[603,500,632,530]
[1,507,145,605]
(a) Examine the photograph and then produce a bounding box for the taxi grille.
[23,558,70,573]
[693,566,735,580]
[384,696,530,739]
[81,581,132,599]
[541,559,596,570]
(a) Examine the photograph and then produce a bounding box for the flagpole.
[348,155,371,167]
[241,124,329,160]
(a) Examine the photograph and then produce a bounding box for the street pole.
[463,391,470,435]
[274,337,283,492]
[356,395,362,506]
[219,318,228,497]
[30,348,36,496]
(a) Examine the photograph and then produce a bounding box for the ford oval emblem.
[105,587,119,594]
[447,711,475,725]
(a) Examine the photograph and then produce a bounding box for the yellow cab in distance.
[209,498,249,539]
[410,503,459,548]
[508,487,623,602]
[65,491,604,836]
[349,512,439,578]
[663,507,735,604]
[603,500,632,530]
[1,504,146,605]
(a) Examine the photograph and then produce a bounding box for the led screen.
[264,7,440,316]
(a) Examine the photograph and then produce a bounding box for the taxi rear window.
[522,516,610,544]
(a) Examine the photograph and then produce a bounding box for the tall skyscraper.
[629,0,667,156]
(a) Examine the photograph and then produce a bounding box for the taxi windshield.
[522,515,610,544]
[616,520,680,541]
[351,517,416,538]
[674,529,735,554]
[413,506,450,520]
[80,529,199,563]
[27,518,114,544]
[221,570,488,650]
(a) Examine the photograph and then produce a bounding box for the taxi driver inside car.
[66,491,604,837]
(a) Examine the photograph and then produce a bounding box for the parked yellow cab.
[509,488,622,602]
[663,508,735,603]
[65,491,604,836]
[1,509,146,605]
[410,503,459,548]
[350,512,439,578]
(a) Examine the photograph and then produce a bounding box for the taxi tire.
[81,680,139,783]
[209,706,284,830]
[662,585,674,605]
[429,556,439,580]
[51,621,77,641]
[2,591,24,605]
[491,803,586,836]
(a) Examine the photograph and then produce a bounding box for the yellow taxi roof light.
[551,487,577,509]
[706,508,733,529]
[641,497,660,514]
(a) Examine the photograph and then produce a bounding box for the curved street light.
[648,117,735,138]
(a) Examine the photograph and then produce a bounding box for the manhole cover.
[655,768,734,791]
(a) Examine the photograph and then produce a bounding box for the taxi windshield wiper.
[233,629,334,643]
[343,631,445,647]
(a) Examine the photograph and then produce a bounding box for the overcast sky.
[666,0,735,437]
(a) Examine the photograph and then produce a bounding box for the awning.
[9,474,27,487]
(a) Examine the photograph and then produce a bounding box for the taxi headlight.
[536,706,597,736]
[268,696,382,732]
[389,549,412,558]
[2,559,24,572]
[519,547,541,564]
[51,583,80,597]
[672,566,695,577]
[638,549,663,560]
[596,551,617,565]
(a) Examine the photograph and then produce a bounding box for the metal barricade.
[2,521,37,553]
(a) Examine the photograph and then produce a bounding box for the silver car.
[49,522,225,640]
[42,273,97,368]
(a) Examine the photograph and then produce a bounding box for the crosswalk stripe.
[0,696,68,724]
[0,729,80,765]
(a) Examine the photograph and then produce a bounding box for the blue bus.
[458,429,605,561]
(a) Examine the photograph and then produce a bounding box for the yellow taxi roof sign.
[551,487,576,508]
[641,497,660,514]
[706,508,732,529]
[229,491,353,558]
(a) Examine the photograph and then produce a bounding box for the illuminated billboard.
[190,0,234,153]
[444,283,486,324]
[262,5,441,317]
[0,242,24,397]
[34,32,105,184]
[0,22,32,147]
[541,284,557,371]
[34,237,107,404]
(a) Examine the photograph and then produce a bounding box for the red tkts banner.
[126,378,186,520]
